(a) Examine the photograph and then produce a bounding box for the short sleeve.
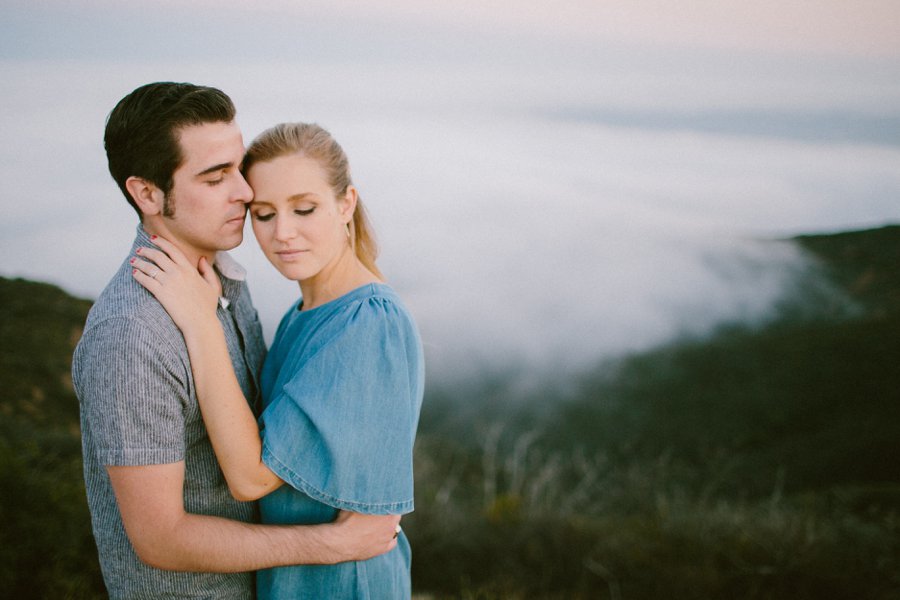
[75,317,189,466]
[259,296,423,514]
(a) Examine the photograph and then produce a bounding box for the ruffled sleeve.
[258,293,424,514]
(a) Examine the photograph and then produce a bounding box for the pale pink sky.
[136,0,900,58]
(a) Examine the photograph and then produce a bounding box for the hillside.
[796,224,900,316]
[0,278,91,425]
[1,224,899,599]
[412,225,900,598]
[540,226,900,492]
[0,278,103,598]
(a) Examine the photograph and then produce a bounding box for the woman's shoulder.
[343,283,416,325]
[278,283,417,348]
[298,283,417,348]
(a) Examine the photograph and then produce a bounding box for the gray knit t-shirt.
[73,227,267,599]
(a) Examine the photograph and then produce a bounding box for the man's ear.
[125,176,165,217]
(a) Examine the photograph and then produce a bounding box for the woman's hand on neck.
[143,220,216,272]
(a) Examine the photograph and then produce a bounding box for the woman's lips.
[275,249,307,260]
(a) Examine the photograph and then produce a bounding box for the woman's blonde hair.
[243,122,382,279]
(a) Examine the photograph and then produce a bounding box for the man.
[72,82,399,599]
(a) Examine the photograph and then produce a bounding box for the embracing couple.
[72,82,424,599]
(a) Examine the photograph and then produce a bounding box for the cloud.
[547,107,900,147]
[1,24,897,384]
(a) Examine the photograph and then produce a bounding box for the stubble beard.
[162,190,176,218]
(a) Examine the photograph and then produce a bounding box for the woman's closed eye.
[252,211,275,222]
[294,207,315,216]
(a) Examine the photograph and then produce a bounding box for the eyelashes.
[251,207,315,222]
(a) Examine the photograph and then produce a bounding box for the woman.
[132,123,424,598]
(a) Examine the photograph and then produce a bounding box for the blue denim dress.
[256,283,424,599]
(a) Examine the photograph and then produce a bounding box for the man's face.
[157,121,252,259]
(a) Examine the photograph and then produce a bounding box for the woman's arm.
[132,236,282,501]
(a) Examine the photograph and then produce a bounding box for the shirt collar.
[214,251,247,282]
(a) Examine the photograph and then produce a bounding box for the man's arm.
[108,462,399,572]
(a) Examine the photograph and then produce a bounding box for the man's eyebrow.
[195,162,233,177]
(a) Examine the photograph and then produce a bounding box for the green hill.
[797,224,900,316]
[544,225,900,493]
[411,225,900,599]
[2,225,899,599]
[0,278,103,598]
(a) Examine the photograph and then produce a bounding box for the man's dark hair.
[104,82,236,217]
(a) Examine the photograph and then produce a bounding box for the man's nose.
[232,173,253,204]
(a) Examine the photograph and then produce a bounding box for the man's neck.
[141,221,215,270]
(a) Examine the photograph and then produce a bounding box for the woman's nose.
[274,214,295,241]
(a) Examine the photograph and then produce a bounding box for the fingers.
[145,235,190,266]
[131,265,159,289]
[197,257,223,295]
[130,256,164,282]
[361,513,401,546]
[131,234,206,282]
[133,234,193,275]
[134,245,177,274]
[333,511,403,557]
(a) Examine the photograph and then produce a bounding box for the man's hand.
[327,511,402,563]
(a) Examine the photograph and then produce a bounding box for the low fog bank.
[422,238,852,386]
[236,229,854,391]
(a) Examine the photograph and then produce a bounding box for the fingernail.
[150,235,157,241]
[129,257,136,264]
[132,269,137,275]
[136,247,142,254]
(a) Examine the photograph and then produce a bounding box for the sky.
[1,1,899,381]
[4,0,900,61]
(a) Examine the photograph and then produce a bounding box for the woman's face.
[246,154,355,283]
